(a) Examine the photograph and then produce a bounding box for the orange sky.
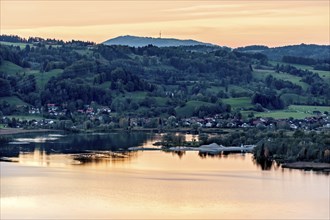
[1,1,329,47]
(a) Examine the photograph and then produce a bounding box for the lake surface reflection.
[1,132,329,219]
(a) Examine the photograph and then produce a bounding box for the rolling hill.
[0,34,329,119]
[102,35,217,47]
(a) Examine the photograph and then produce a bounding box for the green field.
[313,70,330,82]
[280,93,309,105]
[125,92,147,100]
[269,60,311,69]
[252,69,309,90]
[0,61,23,75]
[254,111,312,119]
[207,85,252,95]
[229,85,253,94]
[246,104,330,119]
[269,60,330,82]
[288,105,330,113]
[175,100,215,117]
[123,92,168,106]
[99,81,112,89]
[0,60,63,90]
[0,96,29,106]
[74,49,93,56]
[111,92,146,106]
[28,69,63,90]
[222,97,253,109]
[154,97,168,106]
[206,85,225,93]
[0,41,33,49]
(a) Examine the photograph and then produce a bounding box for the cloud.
[1,1,328,47]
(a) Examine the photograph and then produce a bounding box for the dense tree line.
[282,56,330,71]
[41,78,111,105]
[275,64,315,77]
[0,78,11,97]
[265,75,302,92]
[0,45,30,67]
[0,72,37,104]
[0,35,28,43]
[192,104,231,117]
[282,56,317,65]
[252,93,285,110]
[254,130,330,164]
[0,34,94,46]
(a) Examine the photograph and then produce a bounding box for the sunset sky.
[1,0,329,47]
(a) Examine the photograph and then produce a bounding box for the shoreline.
[0,128,59,135]
[282,162,330,172]
[1,128,329,172]
[0,127,234,136]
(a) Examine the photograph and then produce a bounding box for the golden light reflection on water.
[15,146,255,172]
[18,148,73,167]
[1,146,329,219]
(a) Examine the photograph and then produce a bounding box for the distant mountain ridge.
[102,35,217,47]
[103,36,329,61]
[235,44,330,61]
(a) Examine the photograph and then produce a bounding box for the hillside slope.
[0,35,329,119]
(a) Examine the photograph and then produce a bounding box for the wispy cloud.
[1,1,328,47]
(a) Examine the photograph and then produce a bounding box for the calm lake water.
[1,132,329,219]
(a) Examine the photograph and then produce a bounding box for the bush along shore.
[253,130,330,171]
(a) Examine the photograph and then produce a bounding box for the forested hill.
[235,44,330,61]
[0,35,329,119]
[103,35,216,47]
